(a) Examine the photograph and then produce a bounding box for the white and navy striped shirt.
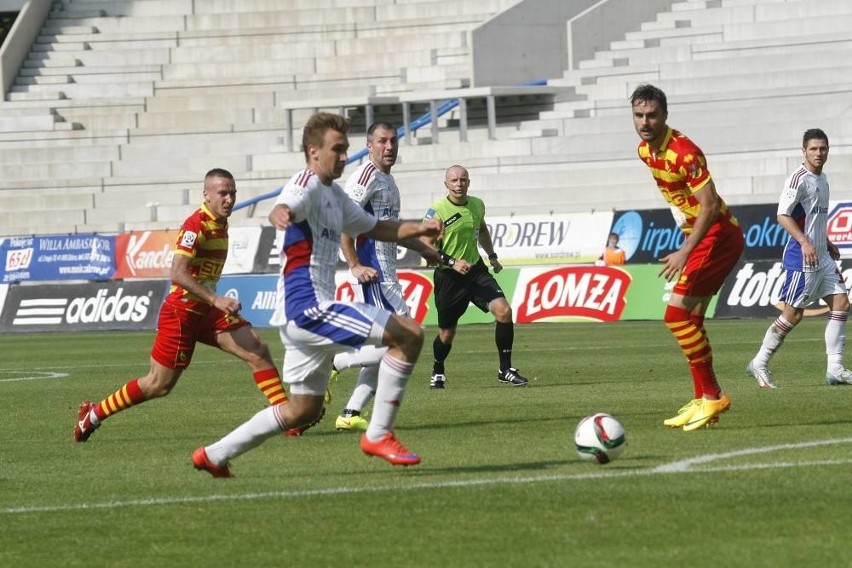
[270,169,378,325]
[779,164,830,272]
[344,161,402,282]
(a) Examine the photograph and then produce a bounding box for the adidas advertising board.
[0,280,167,332]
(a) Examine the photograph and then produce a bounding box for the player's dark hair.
[630,84,667,115]
[204,168,234,181]
[367,122,398,140]
[302,112,350,161]
[802,128,828,148]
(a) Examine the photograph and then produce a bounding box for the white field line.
[0,371,68,382]
[0,335,826,376]
[4,438,851,516]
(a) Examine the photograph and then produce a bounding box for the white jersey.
[344,161,401,282]
[270,169,378,325]
[778,164,830,272]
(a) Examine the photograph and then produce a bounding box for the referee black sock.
[432,335,452,374]
[495,321,514,371]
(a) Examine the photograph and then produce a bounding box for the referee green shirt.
[424,196,485,266]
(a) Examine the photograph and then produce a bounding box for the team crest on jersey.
[180,231,197,249]
[688,161,702,179]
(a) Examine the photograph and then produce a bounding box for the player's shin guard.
[665,305,719,398]
[826,310,848,369]
[432,336,452,374]
[366,354,413,441]
[93,379,146,422]
[205,404,287,465]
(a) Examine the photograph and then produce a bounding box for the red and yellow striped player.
[631,84,745,432]
[74,168,289,444]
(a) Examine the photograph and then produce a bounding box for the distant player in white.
[332,122,439,432]
[747,128,852,388]
[192,113,442,476]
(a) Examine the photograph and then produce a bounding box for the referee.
[421,165,528,389]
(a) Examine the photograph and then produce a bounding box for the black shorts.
[433,260,506,329]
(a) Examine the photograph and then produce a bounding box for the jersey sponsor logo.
[319,228,341,244]
[827,202,852,248]
[516,266,630,323]
[443,213,462,228]
[180,231,198,249]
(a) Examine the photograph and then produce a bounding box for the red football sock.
[664,305,719,398]
[253,368,287,405]
[93,378,146,421]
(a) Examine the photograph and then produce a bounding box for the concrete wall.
[0,0,50,97]
[566,0,675,70]
[472,0,677,86]
[472,0,598,87]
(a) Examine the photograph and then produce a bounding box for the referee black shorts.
[433,260,506,329]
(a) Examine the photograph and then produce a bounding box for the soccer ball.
[574,413,626,464]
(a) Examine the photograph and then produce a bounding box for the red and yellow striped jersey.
[637,127,736,233]
[168,203,228,303]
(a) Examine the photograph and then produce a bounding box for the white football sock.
[205,405,284,465]
[826,310,848,372]
[365,354,413,441]
[344,366,378,413]
[753,315,794,367]
[334,345,388,372]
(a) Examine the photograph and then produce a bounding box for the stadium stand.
[0,0,850,236]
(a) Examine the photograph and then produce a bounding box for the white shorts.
[354,280,410,316]
[780,258,847,309]
[278,301,391,396]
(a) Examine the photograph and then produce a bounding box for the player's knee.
[285,397,324,428]
[833,295,850,313]
[138,375,177,398]
[663,304,689,325]
[439,328,455,344]
[491,299,513,322]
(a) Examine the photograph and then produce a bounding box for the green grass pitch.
[2,318,851,567]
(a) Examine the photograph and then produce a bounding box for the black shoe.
[498,367,528,386]
[430,373,446,389]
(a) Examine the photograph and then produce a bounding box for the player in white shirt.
[192,113,442,476]
[747,128,852,388]
[331,122,440,432]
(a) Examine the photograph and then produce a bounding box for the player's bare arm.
[398,236,441,265]
[268,203,295,229]
[170,254,240,315]
[478,222,503,274]
[828,240,841,261]
[658,181,720,281]
[340,231,378,283]
[777,213,817,267]
[366,218,442,243]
